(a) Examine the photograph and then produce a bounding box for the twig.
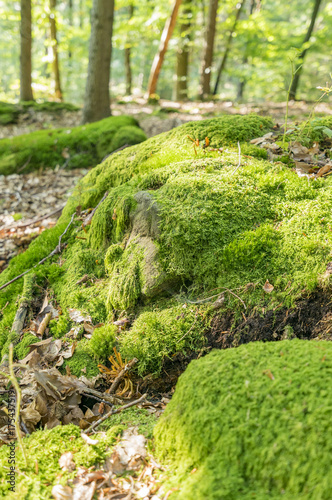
[109,358,138,394]
[0,213,75,292]
[82,191,109,227]
[0,345,28,465]
[2,205,65,231]
[87,393,147,433]
[224,288,246,309]
[102,143,130,163]
[17,154,32,173]
[231,141,242,175]
[0,302,9,314]
[177,317,198,343]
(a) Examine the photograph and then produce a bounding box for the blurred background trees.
[0,0,331,114]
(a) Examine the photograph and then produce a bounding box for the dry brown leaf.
[69,309,92,324]
[316,162,332,177]
[263,280,274,293]
[81,432,99,445]
[59,451,76,472]
[52,484,73,500]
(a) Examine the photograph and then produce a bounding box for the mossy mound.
[154,339,332,499]
[0,424,122,499]
[0,100,79,125]
[1,114,332,375]
[0,115,147,174]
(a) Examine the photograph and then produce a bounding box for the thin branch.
[177,317,198,343]
[0,213,75,292]
[82,191,109,227]
[231,142,242,175]
[1,205,65,231]
[224,288,246,310]
[87,393,147,433]
[109,357,138,394]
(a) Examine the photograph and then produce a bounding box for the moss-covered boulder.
[0,115,147,174]
[1,113,332,375]
[0,100,79,125]
[154,339,332,499]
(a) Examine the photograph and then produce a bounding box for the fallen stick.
[0,213,75,292]
[2,205,65,231]
[82,191,109,227]
[87,393,147,433]
[109,358,138,394]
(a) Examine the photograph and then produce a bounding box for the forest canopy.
[0,0,331,105]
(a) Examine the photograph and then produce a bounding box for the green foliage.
[0,424,122,499]
[99,406,157,438]
[49,314,70,338]
[0,115,144,175]
[119,305,206,375]
[89,324,117,361]
[155,339,332,499]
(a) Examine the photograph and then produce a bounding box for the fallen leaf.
[316,162,332,177]
[81,432,99,445]
[69,309,92,324]
[52,484,73,500]
[59,451,76,472]
[263,280,274,293]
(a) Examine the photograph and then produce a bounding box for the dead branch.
[2,205,65,231]
[87,393,147,433]
[109,358,138,394]
[0,213,75,292]
[82,191,109,227]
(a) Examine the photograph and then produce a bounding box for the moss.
[49,314,70,338]
[241,142,268,160]
[89,324,117,361]
[0,115,144,175]
[119,305,206,375]
[0,423,122,499]
[99,406,157,438]
[0,100,79,126]
[63,339,99,377]
[0,101,20,124]
[14,332,37,359]
[154,339,332,500]
[97,125,147,159]
[2,114,332,376]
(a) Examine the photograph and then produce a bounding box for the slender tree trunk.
[20,0,34,101]
[82,0,114,123]
[147,0,183,98]
[68,0,73,61]
[237,0,255,101]
[213,0,245,96]
[289,0,323,100]
[125,4,134,95]
[199,0,219,99]
[174,0,191,101]
[49,0,63,101]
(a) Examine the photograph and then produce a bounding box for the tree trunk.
[82,0,114,123]
[147,0,183,98]
[213,0,245,96]
[125,4,134,95]
[199,0,219,99]
[236,0,255,101]
[289,0,323,100]
[174,0,191,101]
[49,0,63,101]
[20,0,34,101]
[68,0,73,61]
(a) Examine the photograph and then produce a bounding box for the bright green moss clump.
[0,424,122,499]
[0,115,146,174]
[89,324,117,361]
[155,339,332,500]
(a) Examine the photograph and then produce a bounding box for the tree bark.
[174,0,191,101]
[199,0,219,99]
[125,4,134,95]
[20,0,34,101]
[49,0,63,101]
[82,0,115,123]
[147,0,183,98]
[213,0,245,96]
[289,0,323,100]
[68,0,73,61]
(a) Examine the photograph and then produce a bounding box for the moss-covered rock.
[0,424,122,499]
[0,115,147,175]
[154,339,332,499]
[0,100,79,125]
[1,114,332,376]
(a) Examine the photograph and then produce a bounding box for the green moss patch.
[0,100,79,125]
[155,339,332,499]
[0,115,146,175]
[0,424,122,499]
